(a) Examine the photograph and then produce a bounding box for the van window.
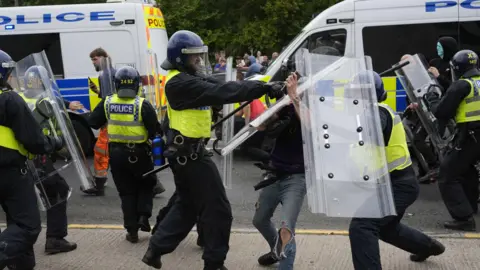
[60,30,136,78]
[271,28,347,81]
[0,33,64,77]
[459,21,480,55]
[362,22,458,72]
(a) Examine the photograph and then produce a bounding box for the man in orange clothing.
[82,48,114,196]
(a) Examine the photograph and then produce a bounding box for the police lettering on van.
[0,11,115,26]
[426,0,480,12]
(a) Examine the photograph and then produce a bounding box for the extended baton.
[379,61,410,76]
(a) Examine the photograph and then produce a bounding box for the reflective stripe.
[94,146,108,155]
[465,95,480,104]
[387,156,412,171]
[108,134,146,141]
[107,120,144,127]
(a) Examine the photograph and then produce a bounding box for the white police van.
[0,0,168,156]
[255,0,480,113]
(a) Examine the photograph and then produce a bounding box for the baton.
[379,61,410,76]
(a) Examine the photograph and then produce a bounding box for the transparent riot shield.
[211,57,235,188]
[298,52,396,218]
[221,50,343,156]
[99,57,115,96]
[145,50,163,118]
[11,51,94,210]
[395,54,453,158]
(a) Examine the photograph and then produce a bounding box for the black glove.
[423,92,440,109]
[266,81,285,99]
[47,135,64,151]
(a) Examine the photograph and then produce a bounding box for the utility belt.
[164,131,211,166]
[110,142,151,164]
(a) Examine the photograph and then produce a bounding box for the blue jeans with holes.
[252,173,306,270]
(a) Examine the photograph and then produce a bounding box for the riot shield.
[145,50,163,118]
[221,50,344,156]
[99,57,115,97]
[12,51,94,210]
[298,52,396,218]
[395,54,453,158]
[211,57,235,188]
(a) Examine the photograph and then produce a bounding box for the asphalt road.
[0,154,475,234]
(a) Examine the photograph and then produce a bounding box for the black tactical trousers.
[0,167,41,268]
[349,166,435,270]
[109,144,156,232]
[413,126,438,168]
[153,191,203,242]
[438,135,480,220]
[39,156,70,239]
[149,157,233,270]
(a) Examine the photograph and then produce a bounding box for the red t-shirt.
[249,99,265,120]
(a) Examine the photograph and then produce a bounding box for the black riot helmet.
[450,50,480,80]
[114,66,141,98]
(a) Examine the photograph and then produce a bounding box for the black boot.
[82,177,106,196]
[444,217,476,231]
[410,238,445,262]
[45,238,77,254]
[138,216,151,232]
[126,231,139,243]
[141,247,162,269]
[257,251,279,266]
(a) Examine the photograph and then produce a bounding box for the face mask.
[437,42,444,59]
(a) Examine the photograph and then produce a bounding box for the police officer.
[141,30,283,270]
[424,49,480,231]
[88,66,160,243]
[18,65,78,255]
[348,71,445,269]
[0,50,63,269]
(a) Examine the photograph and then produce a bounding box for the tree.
[157,0,341,56]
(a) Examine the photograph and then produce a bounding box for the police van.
[254,0,480,113]
[0,0,168,156]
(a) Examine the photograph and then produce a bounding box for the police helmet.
[114,66,141,98]
[0,50,15,88]
[450,50,479,79]
[352,71,386,102]
[163,30,209,73]
[23,65,49,97]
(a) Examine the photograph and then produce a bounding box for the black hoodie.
[432,36,458,90]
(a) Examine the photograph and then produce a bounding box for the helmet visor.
[182,46,211,75]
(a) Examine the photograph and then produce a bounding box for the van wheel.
[72,119,93,157]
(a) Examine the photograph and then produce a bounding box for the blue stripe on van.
[395,78,407,113]
[55,78,92,110]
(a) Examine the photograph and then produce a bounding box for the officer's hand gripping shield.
[210,57,235,189]
[12,51,95,210]
[395,54,454,158]
[297,51,396,218]
[99,57,115,96]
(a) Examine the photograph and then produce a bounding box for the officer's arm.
[88,99,107,129]
[141,100,161,139]
[378,107,392,146]
[6,91,55,154]
[431,80,471,120]
[63,98,71,109]
[166,73,269,110]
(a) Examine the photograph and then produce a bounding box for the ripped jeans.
[252,173,306,270]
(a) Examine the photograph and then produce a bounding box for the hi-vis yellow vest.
[456,76,480,123]
[379,103,412,172]
[104,94,148,143]
[0,90,33,158]
[165,70,212,139]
